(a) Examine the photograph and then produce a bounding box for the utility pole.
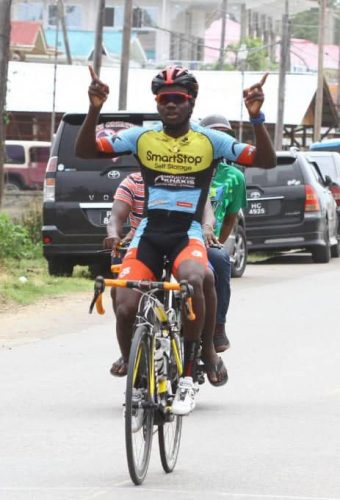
[0,0,12,207]
[118,0,133,109]
[314,0,326,142]
[274,1,290,150]
[93,0,105,76]
[58,0,72,65]
[218,0,228,69]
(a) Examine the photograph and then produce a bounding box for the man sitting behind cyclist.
[76,65,276,415]
[199,114,247,353]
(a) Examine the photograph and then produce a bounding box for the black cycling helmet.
[200,114,235,137]
[151,65,199,98]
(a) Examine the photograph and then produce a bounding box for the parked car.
[42,112,247,277]
[244,150,339,263]
[4,140,51,190]
[302,151,340,224]
[42,112,161,277]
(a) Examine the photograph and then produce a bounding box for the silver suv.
[244,150,339,263]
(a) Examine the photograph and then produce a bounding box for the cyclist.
[104,172,228,387]
[199,114,247,353]
[76,65,276,415]
[106,115,246,356]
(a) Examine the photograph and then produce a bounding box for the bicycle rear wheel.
[158,333,183,473]
[125,325,154,485]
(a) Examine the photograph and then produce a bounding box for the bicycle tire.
[158,323,183,473]
[125,325,154,485]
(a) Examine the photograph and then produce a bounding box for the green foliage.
[291,8,319,43]
[291,4,340,43]
[227,38,269,71]
[19,202,42,245]
[0,213,36,260]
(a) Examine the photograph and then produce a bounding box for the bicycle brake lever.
[89,276,105,314]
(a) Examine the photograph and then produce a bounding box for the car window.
[30,147,50,163]
[5,144,25,164]
[245,160,303,187]
[308,155,337,179]
[308,162,324,186]
[56,120,150,172]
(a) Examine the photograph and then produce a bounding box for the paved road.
[1,254,340,500]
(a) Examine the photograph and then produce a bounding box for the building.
[11,0,318,66]
[5,62,339,147]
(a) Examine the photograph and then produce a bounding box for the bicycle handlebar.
[89,275,196,321]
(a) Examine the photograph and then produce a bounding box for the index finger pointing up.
[259,72,269,87]
[89,64,99,82]
[247,72,269,92]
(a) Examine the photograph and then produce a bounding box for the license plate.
[100,210,111,225]
[247,201,266,216]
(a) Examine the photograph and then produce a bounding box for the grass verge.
[0,256,92,312]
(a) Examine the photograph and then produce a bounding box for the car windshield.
[245,159,303,187]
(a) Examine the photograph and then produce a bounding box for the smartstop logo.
[146,151,203,166]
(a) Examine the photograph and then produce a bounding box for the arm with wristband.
[243,73,276,169]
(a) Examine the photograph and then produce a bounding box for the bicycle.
[89,261,197,485]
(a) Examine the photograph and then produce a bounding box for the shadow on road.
[250,251,315,266]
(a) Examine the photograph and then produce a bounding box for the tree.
[291,2,340,43]
[0,0,12,207]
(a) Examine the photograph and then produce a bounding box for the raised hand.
[243,72,268,118]
[88,65,110,109]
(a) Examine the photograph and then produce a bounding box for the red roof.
[11,21,43,47]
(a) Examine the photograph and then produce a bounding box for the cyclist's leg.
[173,243,227,395]
[112,235,164,376]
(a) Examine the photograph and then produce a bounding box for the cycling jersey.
[98,122,255,280]
[97,122,255,225]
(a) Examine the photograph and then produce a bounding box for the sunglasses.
[155,92,191,105]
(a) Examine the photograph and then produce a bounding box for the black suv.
[42,112,248,277]
[244,150,339,263]
[42,112,160,276]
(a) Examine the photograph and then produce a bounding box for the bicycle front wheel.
[125,325,154,485]
[158,333,183,473]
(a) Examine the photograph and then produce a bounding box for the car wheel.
[312,225,331,263]
[231,225,248,278]
[48,258,74,277]
[5,179,22,191]
[331,239,340,258]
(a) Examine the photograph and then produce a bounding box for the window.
[5,145,25,165]
[309,155,337,179]
[48,4,82,28]
[30,147,50,163]
[17,3,43,21]
[104,7,115,27]
[132,7,157,28]
[245,162,304,187]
